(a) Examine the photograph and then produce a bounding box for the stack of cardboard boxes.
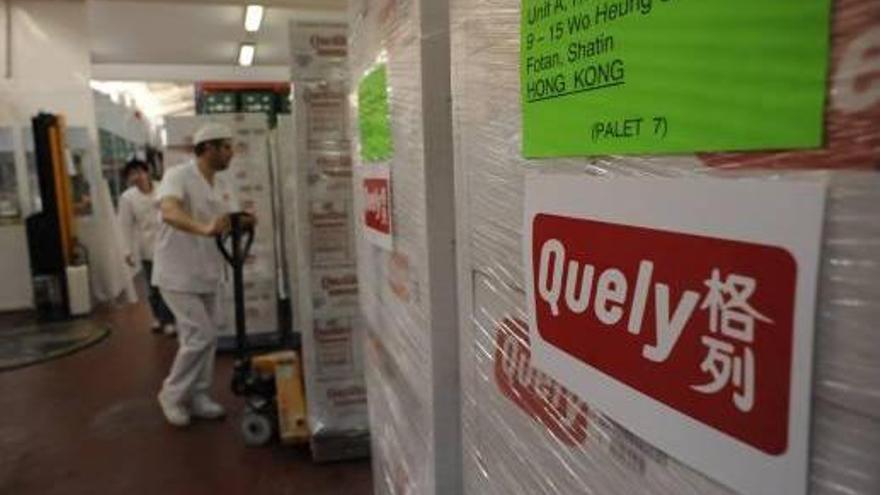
[348,0,461,493]
[287,21,370,461]
[450,0,880,493]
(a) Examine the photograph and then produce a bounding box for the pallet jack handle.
[215,212,255,362]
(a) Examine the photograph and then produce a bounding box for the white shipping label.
[524,175,826,495]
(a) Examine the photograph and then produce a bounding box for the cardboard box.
[451,0,880,492]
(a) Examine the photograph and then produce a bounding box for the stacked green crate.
[241,91,277,113]
[196,88,291,127]
[112,134,129,201]
[99,129,114,164]
[279,95,292,114]
[199,92,238,114]
[111,134,127,162]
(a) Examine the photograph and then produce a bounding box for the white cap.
[193,123,234,146]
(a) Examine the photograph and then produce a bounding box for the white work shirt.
[151,161,240,294]
[117,182,161,264]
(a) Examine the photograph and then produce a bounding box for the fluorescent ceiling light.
[238,43,256,66]
[244,5,264,32]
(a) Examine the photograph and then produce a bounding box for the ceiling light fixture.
[244,4,264,32]
[238,43,256,66]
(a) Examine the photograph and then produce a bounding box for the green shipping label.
[358,64,394,162]
[521,0,832,157]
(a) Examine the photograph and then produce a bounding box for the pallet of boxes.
[348,0,461,493]
[285,21,371,462]
[451,0,880,494]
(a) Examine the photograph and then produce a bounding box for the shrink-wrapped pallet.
[288,21,371,461]
[348,0,460,493]
[450,0,880,493]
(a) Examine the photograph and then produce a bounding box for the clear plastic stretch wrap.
[349,0,460,493]
[164,114,280,346]
[450,0,880,494]
[288,22,370,461]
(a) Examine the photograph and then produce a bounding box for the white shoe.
[191,395,226,420]
[163,323,177,336]
[158,392,191,427]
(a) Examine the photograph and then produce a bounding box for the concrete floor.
[0,296,373,495]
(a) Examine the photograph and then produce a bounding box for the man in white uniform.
[153,123,243,427]
[118,159,175,335]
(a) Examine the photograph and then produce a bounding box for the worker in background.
[152,123,250,427]
[118,158,176,335]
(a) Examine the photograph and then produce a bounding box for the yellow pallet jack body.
[217,213,309,446]
[252,351,309,444]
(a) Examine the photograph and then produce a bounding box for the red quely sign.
[364,178,390,233]
[494,318,589,447]
[361,164,393,249]
[532,214,794,454]
[524,176,825,495]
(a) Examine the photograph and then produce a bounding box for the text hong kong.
[531,214,797,455]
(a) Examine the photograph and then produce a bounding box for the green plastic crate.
[199,92,239,114]
[240,91,277,113]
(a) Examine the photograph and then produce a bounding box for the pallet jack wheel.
[241,412,273,446]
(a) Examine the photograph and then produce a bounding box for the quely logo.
[531,214,796,455]
[494,318,589,447]
[309,34,347,57]
[311,208,348,226]
[321,274,358,294]
[364,178,391,234]
[387,252,414,302]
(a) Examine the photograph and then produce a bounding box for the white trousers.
[159,289,220,405]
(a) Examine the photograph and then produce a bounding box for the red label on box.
[494,318,589,447]
[364,177,391,234]
[531,214,797,455]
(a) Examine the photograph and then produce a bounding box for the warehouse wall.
[0,0,96,129]
[0,0,132,305]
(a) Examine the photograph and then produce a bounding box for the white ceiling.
[88,0,347,67]
[92,80,196,120]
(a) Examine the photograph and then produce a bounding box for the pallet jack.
[216,212,310,446]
